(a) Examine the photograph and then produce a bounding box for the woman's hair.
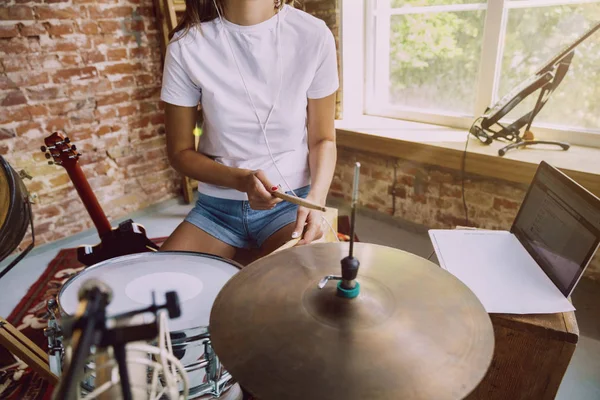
[170,0,298,40]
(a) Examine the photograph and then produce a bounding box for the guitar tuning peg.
[64,137,70,144]
[48,161,54,165]
[45,153,51,159]
[77,153,82,157]
[71,145,77,151]
[41,146,47,152]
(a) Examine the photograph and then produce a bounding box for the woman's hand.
[238,170,282,210]
[293,193,325,245]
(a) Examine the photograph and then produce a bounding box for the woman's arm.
[165,103,249,189]
[293,92,337,243]
[305,93,337,203]
[165,102,280,209]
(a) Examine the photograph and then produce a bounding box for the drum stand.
[0,316,59,385]
[52,286,181,400]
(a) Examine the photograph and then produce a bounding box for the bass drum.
[58,251,244,399]
[0,155,30,261]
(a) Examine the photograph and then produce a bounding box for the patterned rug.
[0,240,166,400]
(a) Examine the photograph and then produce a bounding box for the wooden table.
[467,311,578,400]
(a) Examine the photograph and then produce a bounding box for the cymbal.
[210,242,494,400]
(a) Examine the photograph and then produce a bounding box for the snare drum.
[57,251,243,399]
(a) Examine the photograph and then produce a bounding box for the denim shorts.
[184,185,311,249]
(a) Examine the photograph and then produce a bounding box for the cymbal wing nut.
[318,275,342,289]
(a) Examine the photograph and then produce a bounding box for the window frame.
[341,0,600,148]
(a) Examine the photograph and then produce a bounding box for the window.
[343,0,600,147]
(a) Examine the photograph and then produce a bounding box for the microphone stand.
[96,291,181,400]
[471,21,600,157]
[52,286,181,400]
[53,286,109,400]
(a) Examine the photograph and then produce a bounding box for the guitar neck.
[65,163,112,236]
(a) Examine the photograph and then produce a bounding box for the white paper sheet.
[428,229,575,314]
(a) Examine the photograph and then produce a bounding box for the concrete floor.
[1,196,599,399]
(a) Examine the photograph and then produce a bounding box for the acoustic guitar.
[42,132,159,266]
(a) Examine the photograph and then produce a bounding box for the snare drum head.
[59,252,240,331]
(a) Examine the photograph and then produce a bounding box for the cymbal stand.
[318,162,362,299]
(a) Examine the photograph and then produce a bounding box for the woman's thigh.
[257,222,297,257]
[160,221,237,260]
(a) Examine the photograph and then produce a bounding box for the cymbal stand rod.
[337,163,361,298]
[316,163,361,299]
[348,162,360,258]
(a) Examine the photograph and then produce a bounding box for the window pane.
[391,0,485,7]
[498,4,600,131]
[388,11,485,114]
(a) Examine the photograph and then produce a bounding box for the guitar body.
[77,219,159,266]
[42,132,160,267]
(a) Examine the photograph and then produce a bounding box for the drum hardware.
[53,278,114,400]
[53,277,183,400]
[18,169,33,181]
[56,251,244,399]
[166,329,236,399]
[210,161,495,400]
[45,298,64,377]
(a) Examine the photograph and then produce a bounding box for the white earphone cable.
[213,2,339,242]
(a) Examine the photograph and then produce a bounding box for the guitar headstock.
[41,132,81,169]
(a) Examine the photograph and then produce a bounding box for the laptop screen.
[511,161,600,297]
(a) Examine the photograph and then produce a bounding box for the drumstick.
[270,187,327,212]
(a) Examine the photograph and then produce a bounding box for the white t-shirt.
[160,5,339,200]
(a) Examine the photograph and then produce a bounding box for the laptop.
[429,161,600,314]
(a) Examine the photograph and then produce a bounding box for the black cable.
[461,117,483,227]
[427,250,435,261]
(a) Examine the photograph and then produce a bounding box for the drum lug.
[44,298,64,376]
[18,169,32,180]
[204,339,223,395]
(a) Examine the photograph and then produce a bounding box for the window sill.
[335,116,600,197]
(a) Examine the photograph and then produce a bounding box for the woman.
[159,0,338,263]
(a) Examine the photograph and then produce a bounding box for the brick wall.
[301,0,342,118]
[330,147,600,281]
[1,0,180,250]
